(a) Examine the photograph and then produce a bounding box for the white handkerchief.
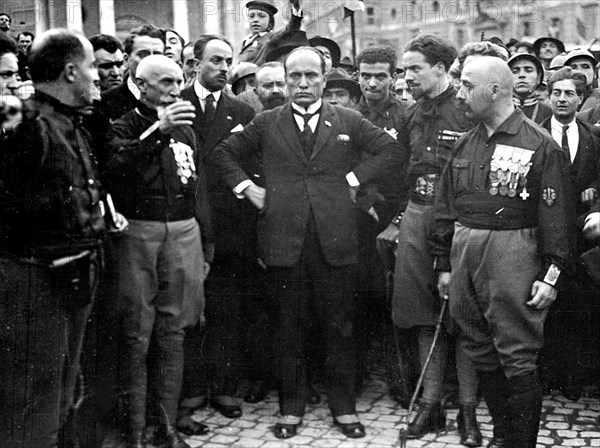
[230,123,244,133]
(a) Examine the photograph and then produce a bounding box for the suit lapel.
[277,103,307,162]
[311,103,336,160]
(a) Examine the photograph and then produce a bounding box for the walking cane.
[398,293,449,448]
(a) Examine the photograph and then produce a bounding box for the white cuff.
[233,179,254,199]
[292,6,302,16]
[346,171,360,187]
[585,212,600,224]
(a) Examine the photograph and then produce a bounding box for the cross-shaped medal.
[519,188,530,200]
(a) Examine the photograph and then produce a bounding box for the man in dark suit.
[178,34,256,422]
[540,67,600,401]
[213,46,407,439]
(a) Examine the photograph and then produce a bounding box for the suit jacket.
[213,102,408,267]
[100,78,138,122]
[541,117,600,215]
[181,85,256,258]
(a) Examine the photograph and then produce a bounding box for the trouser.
[268,215,358,417]
[417,327,478,406]
[0,252,99,448]
[449,224,546,377]
[117,219,204,432]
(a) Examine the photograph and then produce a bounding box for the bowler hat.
[325,68,362,100]
[308,36,341,68]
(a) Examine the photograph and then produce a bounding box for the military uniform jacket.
[213,102,407,267]
[431,108,574,278]
[400,86,474,208]
[105,102,213,256]
[0,92,105,258]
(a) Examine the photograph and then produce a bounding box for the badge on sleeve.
[542,187,557,206]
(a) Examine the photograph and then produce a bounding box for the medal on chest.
[170,139,197,185]
[488,144,534,200]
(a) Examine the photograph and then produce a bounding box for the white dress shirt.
[550,116,579,163]
[193,80,222,112]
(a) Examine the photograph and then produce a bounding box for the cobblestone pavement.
[173,376,599,448]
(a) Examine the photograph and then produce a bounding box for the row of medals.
[170,139,197,185]
[488,145,534,199]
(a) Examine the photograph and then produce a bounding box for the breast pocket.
[451,158,472,193]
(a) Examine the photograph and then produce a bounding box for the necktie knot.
[562,124,569,134]
[293,107,321,130]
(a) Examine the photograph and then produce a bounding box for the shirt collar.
[551,115,576,133]
[193,80,222,103]
[477,107,525,139]
[291,99,322,115]
[127,76,140,100]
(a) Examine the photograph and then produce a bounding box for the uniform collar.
[477,107,525,138]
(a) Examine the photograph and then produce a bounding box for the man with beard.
[89,34,125,92]
[377,34,480,445]
[508,53,552,124]
[179,34,255,424]
[433,56,573,448]
[255,61,287,110]
[105,54,212,448]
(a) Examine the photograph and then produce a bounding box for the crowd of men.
[1,2,599,448]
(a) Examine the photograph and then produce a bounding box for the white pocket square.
[230,124,244,133]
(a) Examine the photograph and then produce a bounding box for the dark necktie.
[562,125,571,162]
[293,108,320,158]
[204,93,216,124]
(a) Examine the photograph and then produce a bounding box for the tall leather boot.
[477,369,511,447]
[507,373,543,448]
[457,404,482,447]
[406,401,446,439]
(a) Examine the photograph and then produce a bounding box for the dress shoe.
[486,437,510,448]
[153,424,190,448]
[273,421,301,439]
[307,385,321,405]
[244,380,268,403]
[561,375,582,402]
[125,431,146,448]
[333,419,366,438]
[406,401,446,439]
[209,397,242,418]
[175,416,209,436]
[457,405,482,447]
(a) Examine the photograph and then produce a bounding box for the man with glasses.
[89,34,125,92]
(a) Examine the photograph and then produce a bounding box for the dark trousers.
[0,253,99,448]
[268,216,358,417]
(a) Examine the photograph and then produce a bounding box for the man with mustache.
[533,36,565,71]
[255,61,288,110]
[105,54,212,448]
[378,34,480,445]
[179,34,256,423]
[432,56,573,448]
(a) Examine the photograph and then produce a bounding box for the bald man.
[431,56,573,448]
[105,55,212,448]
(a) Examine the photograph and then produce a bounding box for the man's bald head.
[136,54,184,108]
[136,54,182,83]
[457,56,514,121]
